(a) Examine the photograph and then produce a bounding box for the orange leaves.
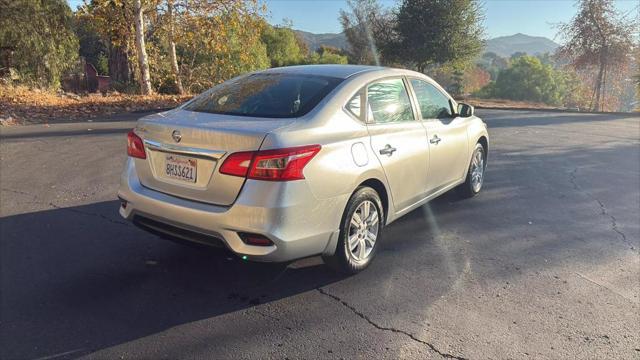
[0,85,191,126]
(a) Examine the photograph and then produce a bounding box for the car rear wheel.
[457,143,486,198]
[323,186,384,274]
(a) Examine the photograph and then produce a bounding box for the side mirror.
[457,103,474,118]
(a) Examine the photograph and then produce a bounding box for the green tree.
[510,51,527,60]
[172,0,269,93]
[478,51,508,80]
[387,0,485,72]
[482,55,567,105]
[0,0,79,88]
[74,13,109,75]
[78,0,136,86]
[261,25,304,67]
[82,0,270,94]
[307,46,349,64]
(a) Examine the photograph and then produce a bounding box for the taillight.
[127,130,146,159]
[219,144,321,181]
[219,151,254,177]
[250,145,321,181]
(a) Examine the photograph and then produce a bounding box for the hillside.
[293,30,559,58]
[485,33,559,57]
[294,30,347,51]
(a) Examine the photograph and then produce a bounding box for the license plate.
[164,154,197,183]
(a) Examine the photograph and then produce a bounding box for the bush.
[478,56,567,106]
[262,25,305,67]
[306,46,349,65]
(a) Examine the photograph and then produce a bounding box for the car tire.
[457,142,486,198]
[323,186,384,274]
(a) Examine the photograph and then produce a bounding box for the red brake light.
[250,145,321,181]
[127,130,146,159]
[219,151,254,177]
[219,145,321,181]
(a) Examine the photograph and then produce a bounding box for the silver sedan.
[118,65,489,273]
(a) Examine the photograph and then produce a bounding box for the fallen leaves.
[0,85,193,126]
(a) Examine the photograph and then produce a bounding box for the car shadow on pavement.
[2,189,479,360]
[0,200,343,359]
[1,198,458,359]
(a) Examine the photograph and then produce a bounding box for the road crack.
[569,168,636,252]
[317,287,467,360]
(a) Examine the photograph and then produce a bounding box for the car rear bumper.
[117,158,345,262]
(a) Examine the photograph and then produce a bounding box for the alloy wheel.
[347,200,379,262]
[471,148,485,193]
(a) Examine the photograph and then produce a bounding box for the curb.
[473,105,638,116]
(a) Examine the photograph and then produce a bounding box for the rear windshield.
[182,73,343,118]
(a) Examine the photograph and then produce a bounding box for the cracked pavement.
[1,109,639,359]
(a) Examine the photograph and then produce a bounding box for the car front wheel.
[457,143,486,198]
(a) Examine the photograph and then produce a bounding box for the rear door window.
[366,78,415,124]
[183,73,343,118]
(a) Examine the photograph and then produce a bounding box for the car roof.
[260,64,388,79]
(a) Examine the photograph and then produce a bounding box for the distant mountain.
[293,30,559,58]
[485,33,559,57]
[294,30,347,51]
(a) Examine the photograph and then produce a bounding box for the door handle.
[430,135,441,145]
[379,144,397,156]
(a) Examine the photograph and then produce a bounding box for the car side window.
[366,78,415,124]
[345,92,362,120]
[409,79,453,119]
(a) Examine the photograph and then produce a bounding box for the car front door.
[409,78,469,193]
[365,77,430,212]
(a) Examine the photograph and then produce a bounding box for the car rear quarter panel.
[261,103,391,227]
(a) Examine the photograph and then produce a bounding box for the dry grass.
[462,97,565,110]
[0,85,192,126]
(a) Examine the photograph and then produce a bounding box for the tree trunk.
[134,0,153,95]
[593,57,604,112]
[601,60,607,112]
[167,0,184,94]
[108,45,130,84]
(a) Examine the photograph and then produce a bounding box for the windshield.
[182,73,343,118]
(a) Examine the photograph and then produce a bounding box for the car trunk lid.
[133,109,295,206]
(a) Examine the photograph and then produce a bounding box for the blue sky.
[67,0,638,40]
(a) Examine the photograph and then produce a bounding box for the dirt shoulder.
[464,97,639,115]
[464,97,565,110]
[0,86,192,126]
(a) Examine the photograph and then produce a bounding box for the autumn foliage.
[0,85,190,126]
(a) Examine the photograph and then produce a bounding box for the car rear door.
[408,78,469,192]
[365,77,430,212]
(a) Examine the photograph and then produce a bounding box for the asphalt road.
[1,109,639,360]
